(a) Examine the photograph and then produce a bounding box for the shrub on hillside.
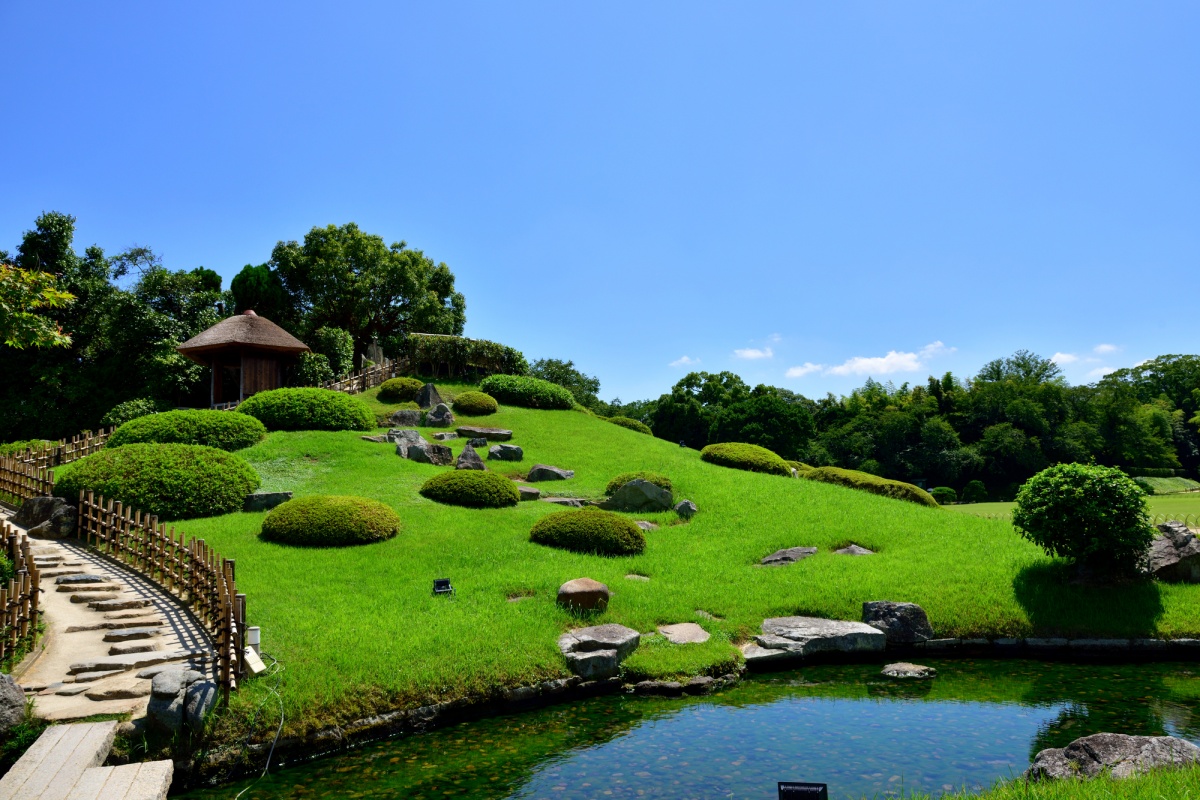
[260,495,400,547]
[453,391,499,416]
[929,486,957,505]
[604,471,673,496]
[608,416,652,435]
[0,439,52,458]
[237,388,373,431]
[419,471,520,508]
[108,410,267,451]
[530,507,646,556]
[378,377,425,403]
[479,375,574,410]
[961,480,988,504]
[1012,463,1152,576]
[786,460,814,475]
[101,398,170,428]
[700,442,791,477]
[54,443,260,520]
[802,467,939,508]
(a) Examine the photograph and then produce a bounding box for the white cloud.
[669,355,700,368]
[785,363,824,378]
[767,333,783,344]
[828,350,922,376]
[918,341,956,359]
[1094,343,1119,354]
[1051,352,1080,365]
[734,347,774,360]
[1088,366,1117,379]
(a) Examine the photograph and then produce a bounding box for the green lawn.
[68,384,1200,738]
[914,766,1200,799]
[951,491,1200,522]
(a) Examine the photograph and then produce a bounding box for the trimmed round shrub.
[700,442,791,477]
[929,486,957,505]
[54,443,260,520]
[530,507,646,556]
[608,416,652,435]
[260,495,400,547]
[1013,463,1153,575]
[785,460,814,475]
[961,480,988,504]
[419,471,520,508]
[453,391,499,416]
[605,471,673,496]
[237,388,373,432]
[378,377,424,403]
[101,397,169,428]
[802,466,939,508]
[479,374,574,410]
[107,410,267,451]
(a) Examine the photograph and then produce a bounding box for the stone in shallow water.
[760,547,817,566]
[657,623,710,644]
[882,662,936,679]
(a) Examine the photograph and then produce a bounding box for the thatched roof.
[177,311,309,362]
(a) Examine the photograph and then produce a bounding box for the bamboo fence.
[8,428,113,470]
[0,459,54,506]
[319,357,402,395]
[0,524,40,665]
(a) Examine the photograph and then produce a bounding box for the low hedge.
[604,471,673,496]
[419,471,520,508]
[107,410,267,451]
[55,443,260,520]
[378,377,425,403]
[929,486,957,505]
[260,495,400,547]
[607,416,652,435]
[237,388,374,432]
[101,397,170,428]
[478,374,574,410]
[0,439,52,458]
[802,466,939,508]
[453,391,499,416]
[529,507,646,556]
[700,442,791,476]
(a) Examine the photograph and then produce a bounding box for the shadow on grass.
[1012,561,1164,638]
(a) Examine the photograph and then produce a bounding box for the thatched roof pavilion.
[178,310,309,407]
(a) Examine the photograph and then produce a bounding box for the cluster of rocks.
[1027,732,1200,782]
[742,601,933,665]
[557,623,640,679]
[12,496,76,538]
[392,430,453,466]
[147,668,216,735]
[760,542,874,565]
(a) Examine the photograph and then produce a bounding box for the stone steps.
[66,618,165,633]
[68,649,211,676]
[88,598,152,612]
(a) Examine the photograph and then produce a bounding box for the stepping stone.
[541,497,586,508]
[103,628,160,642]
[760,547,817,566]
[744,617,886,664]
[625,574,650,582]
[69,649,212,674]
[882,662,937,680]
[136,662,207,679]
[55,574,111,585]
[72,593,118,604]
[635,521,659,531]
[456,426,513,442]
[658,623,710,644]
[527,464,575,482]
[72,669,127,683]
[66,618,165,633]
[90,598,152,611]
[36,683,64,696]
[57,584,121,593]
[41,569,85,578]
[518,486,540,502]
[104,610,158,620]
[834,544,875,556]
[109,642,159,656]
[84,681,151,701]
[55,684,92,696]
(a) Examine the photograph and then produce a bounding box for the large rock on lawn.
[518,485,540,501]
[862,600,934,644]
[527,464,574,482]
[834,544,875,556]
[488,444,524,462]
[408,442,454,466]
[1148,521,1200,583]
[456,447,486,471]
[674,499,698,520]
[557,578,611,612]
[761,546,817,566]
[744,616,885,664]
[457,426,513,442]
[416,383,443,409]
[425,403,455,428]
[388,409,422,426]
[1026,733,1200,781]
[557,624,640,679]
[598,479,673,513]
[243,492,292,512]
[0,675,25,734]
[14,496,77,538]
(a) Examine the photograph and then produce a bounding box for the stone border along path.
[2,507,217,723]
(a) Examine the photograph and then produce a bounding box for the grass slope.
[165,384,1200,736]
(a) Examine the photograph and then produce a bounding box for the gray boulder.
[416,383,444,409]
[882,662,937,679]
[148,668,207,734]
[390,429,426,455]
[433,432,458,441]
[1148,521,1200,583]
[674,499,698,520]
[457,426,513,442]
[360,434,388,443]
[599,479,673,512]
[425,403,455,428]
[14,496,76,538]
[408,442,454,466]
[557,623,640,679]
[527,464,574,482]
[388,409,422,427]
[456,447,486,471]
[518,486,541,502]
[862,600,934,644]
[636,521,659,531]
[834,544,875,556]
[541,497,586,508]
[468,438,489,448]
[0,674,25,734]
[743,616,886,664]
[488,444,524,462]
[1027,733,1200,781]
[761,547,817,566]
[243,492,292,513]
[185,679,218,733]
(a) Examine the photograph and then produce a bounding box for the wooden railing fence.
[318,357,403,395]
[0,459,54,506]
[77,492,245,699]
[8,428,113,470]
[0,524,40,665]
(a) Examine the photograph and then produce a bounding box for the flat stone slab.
[518,486,540,501]
[103,628,161,642]
[558,624,640,679]
[57,584,121,593]
[66,619,165,633]
[457,426,513,441]
[54,684,91,696]
[488,444,524,461]
[747,616,886,663]
[541,497,586,508]
[84,680,152,701]
[72,593,119,603]
[834,544,875,555]
[72,669,128,683]
[89,598,152,611]
[882,662,937,679]
[109,642,159,656]
[657,623,710,644]
[761,547,817,566]
[527,464,575,482]
[635,521,659,531]
[69,649,210,675]
[55,574,110,585]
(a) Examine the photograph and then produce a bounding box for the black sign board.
[779,782,828,800]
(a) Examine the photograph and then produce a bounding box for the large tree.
[0,263,74,348]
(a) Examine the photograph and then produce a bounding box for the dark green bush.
[453,391,499,416]
[419,471,520,508]
[378,377,425,403]
[1133,477,1156,495]
[607,416,652,435]
[530,507,646,556]
[1013,463,1152,575]
[55,443,260,520]
[107,410,267,451]
[929,486,957,505]
[604,471,673,496]
[961,480,988,504]
[101,398,170,428]
[802,467,939,508]
[700,442,791,476]
[260,495,400,547]
[479,375,574,410]
[237,388,373,432]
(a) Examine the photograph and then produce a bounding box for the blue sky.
[2,2,1196,403]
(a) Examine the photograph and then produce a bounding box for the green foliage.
[785,460,814,474]
[929,486,957,505]
[0,551,13,585]
[607,416,651,435]
[107,410,267,451]
[261,495,400,547]
[398,334,528,379]
[700,442,791,476]
[309,326,354,379]
[418,470,520,508]
[803,466,940,508]
[1133,477,1156,495]
[528,358,601,409]
[0,262,75,348]
[1132,476,1200,495]
[100,397,169,428]
[604,471,673,495]
[55,443,260,520]
[1123,467,1188,478]
[961,480,989,503]
[529,507,646,556]
[238,388,374,431]
[479,374,574,410]
[651,371,751,449]
[377,377,425,403]
[295,351,334,385]
[452,391,498,416]
[1012,463,1153,575]
[230,262,293,324]
[709,388,816,460]
[0,439,52,457]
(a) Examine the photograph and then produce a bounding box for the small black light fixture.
[432,578,455,597]
[778,783,828,800]
[679,439,687,447]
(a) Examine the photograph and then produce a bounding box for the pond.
[183,660,1200,799]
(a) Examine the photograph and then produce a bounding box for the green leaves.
[0,263,75,348]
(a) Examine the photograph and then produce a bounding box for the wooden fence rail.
[9,428,113,471]
[0,524,40,665]
[318,357,403,395]
[0,459,54,506]
[77,492,244,699]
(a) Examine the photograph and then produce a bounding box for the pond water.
[184,660,1200,800]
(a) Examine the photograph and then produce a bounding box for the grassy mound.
[55,443,260,520]
[786,460,814,474]
[607,416,652,435]
[419,470,520,508]
[107,410,267,451]
[530,507,646,556]
[479,374,574,410]
[605,471,673,495]
[237,388,374,432]
[803,466,939,508]
[377,377,424,403]
[261,495,400,547]
[452,391,499,416]
[700,442,791,476]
